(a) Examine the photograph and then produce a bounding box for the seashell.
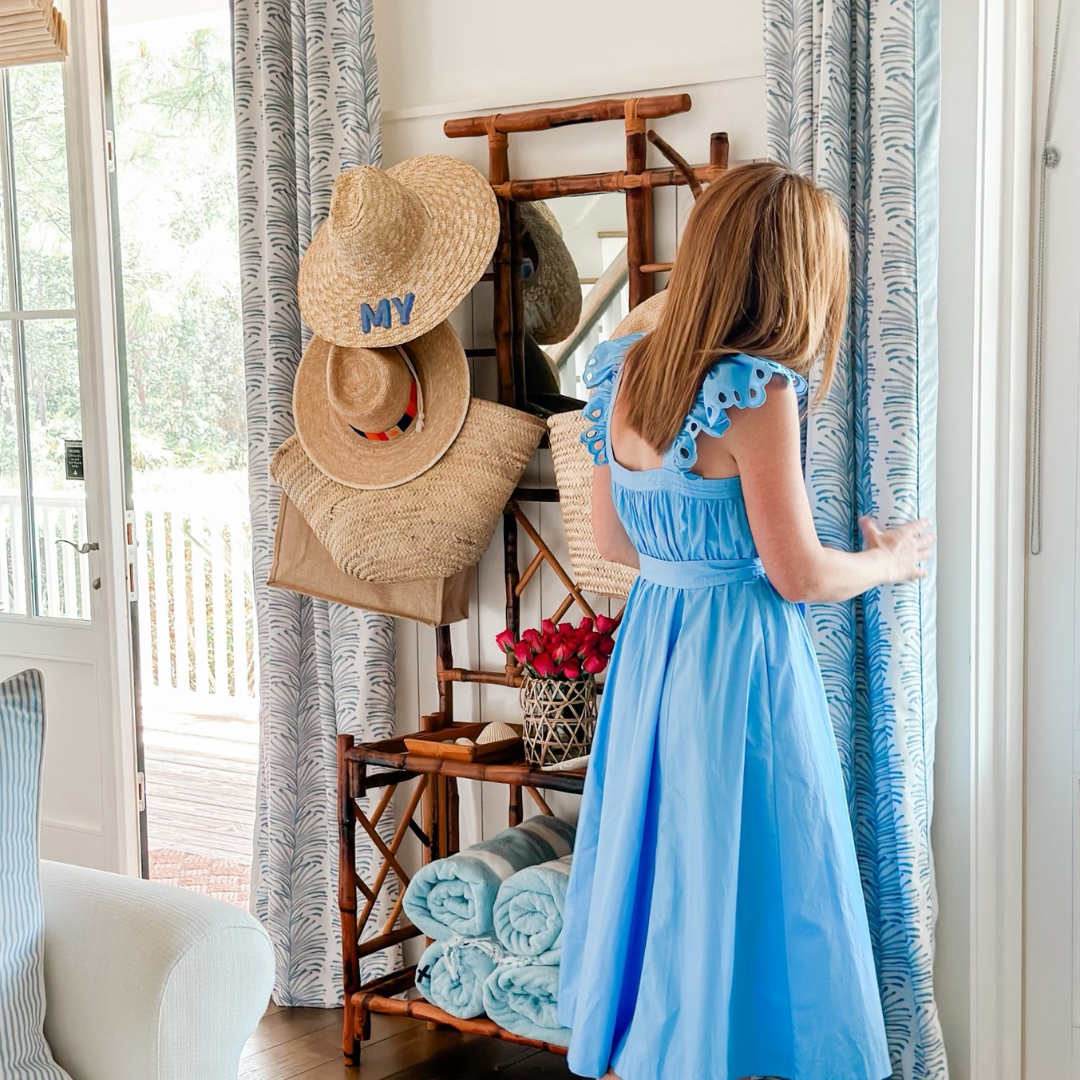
[455,737,475,747]
[476,721,520,745]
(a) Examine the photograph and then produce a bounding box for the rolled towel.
[404,816,575,940]
[493,854,572,962]
[482,963,571,1047]
[414,935,508,1019]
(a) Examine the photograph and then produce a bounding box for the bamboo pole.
[444,94,691,138]
[492,163,726,201]
[625,98,652,308]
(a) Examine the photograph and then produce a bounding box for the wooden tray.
[403,723,523,763]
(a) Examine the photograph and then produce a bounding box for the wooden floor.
[242,1006,572,1080]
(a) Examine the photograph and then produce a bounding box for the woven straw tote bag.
[272,398,545,582]
[547,410,637,599]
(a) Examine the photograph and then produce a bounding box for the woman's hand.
[859,516,936,584]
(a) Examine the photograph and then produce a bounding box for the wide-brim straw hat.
[520,202,582,345]
[272,399,546,582]
[613,289,666,337]
[293,322,469,490]
[298,155,500,348]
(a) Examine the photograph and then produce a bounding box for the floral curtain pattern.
[763,1,946,1077]
[233,0,398,1006]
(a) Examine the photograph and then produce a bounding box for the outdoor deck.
[144,707,257,907]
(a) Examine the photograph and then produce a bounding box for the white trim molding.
[967,0,1032,1075]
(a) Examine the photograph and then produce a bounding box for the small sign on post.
[64,440,84,481]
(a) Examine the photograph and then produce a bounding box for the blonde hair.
[619,161,849,453]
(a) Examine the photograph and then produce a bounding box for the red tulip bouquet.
[498,616,617,766]
[496,615,617,681]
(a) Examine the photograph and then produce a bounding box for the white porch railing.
[133,486,258,720]
[0,482,258,720]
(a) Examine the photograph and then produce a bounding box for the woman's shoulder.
[663,354,806,473]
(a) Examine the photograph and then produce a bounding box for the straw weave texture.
[547,410,637,599]
[273,398,545,581]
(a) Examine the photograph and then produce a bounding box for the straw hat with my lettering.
[298,155,500,348]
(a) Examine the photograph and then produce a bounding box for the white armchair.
[39,860,275,1080]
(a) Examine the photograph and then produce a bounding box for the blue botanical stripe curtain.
[763,2,945,1077]
[233,0,398,1006]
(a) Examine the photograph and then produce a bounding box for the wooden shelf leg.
[338,734,360,1062]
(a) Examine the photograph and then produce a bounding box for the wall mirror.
[519,193,631,404]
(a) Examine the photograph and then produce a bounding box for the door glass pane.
[24,319,89,620]
[0,322,25,614]
[8,65,75,311]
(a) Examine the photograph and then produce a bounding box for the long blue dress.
[557,335,890,1080]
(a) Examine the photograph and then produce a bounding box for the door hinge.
[105,129,116,173]
[136,770,146,813]
[124,509,138,601]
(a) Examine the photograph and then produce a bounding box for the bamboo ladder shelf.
[337,92,730,1064]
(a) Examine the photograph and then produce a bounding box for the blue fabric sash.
[636,554,765,590]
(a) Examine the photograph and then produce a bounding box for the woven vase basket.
[520,675,597,767]
[271,398,545,582]
[547,409,638,599]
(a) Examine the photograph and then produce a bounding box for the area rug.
[148,847,250,908]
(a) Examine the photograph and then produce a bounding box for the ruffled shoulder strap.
[664,354,807,472]
[579,333,645,466]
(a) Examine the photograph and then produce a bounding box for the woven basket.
[547,410,638,599]
[520,675,597,767]
[272,398,545,582]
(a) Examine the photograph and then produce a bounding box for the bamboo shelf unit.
[337,92,729,1064]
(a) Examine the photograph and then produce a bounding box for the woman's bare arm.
[720,378,934,603]
[590,465,640,568]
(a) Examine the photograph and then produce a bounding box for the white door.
[1025,1,1080,1075]
[0,4,138,873]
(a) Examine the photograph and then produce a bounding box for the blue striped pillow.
[0,669,71,1079]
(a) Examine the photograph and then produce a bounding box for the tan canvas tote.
[268,494,472,626]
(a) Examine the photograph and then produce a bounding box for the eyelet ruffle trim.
[579,334,644,466]
[578,338,806,472]
[663,355,807,472]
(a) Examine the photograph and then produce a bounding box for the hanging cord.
[1030,0,1066,554]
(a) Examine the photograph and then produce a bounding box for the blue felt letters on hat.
[360,293,416,335]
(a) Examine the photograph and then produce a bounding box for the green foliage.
[0,24,245,489]
[112,23,246,473]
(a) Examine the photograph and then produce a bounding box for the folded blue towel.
[414,936,509,1019]
[404,816,575,940]
[493,854,572,963]
[482,963,571,1047]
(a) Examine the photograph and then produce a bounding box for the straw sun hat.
[293,321,469,489]
[546,292,668,599]
[298,155,500,348]
[613,289,666,337]
[520,202,582,345]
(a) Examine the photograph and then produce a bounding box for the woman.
[557,162,933,1080]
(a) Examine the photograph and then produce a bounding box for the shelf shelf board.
[345,734,587,795]
[350,988,569,1057]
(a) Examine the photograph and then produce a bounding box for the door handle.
[56,540,99,555]
[56,540,101,589]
